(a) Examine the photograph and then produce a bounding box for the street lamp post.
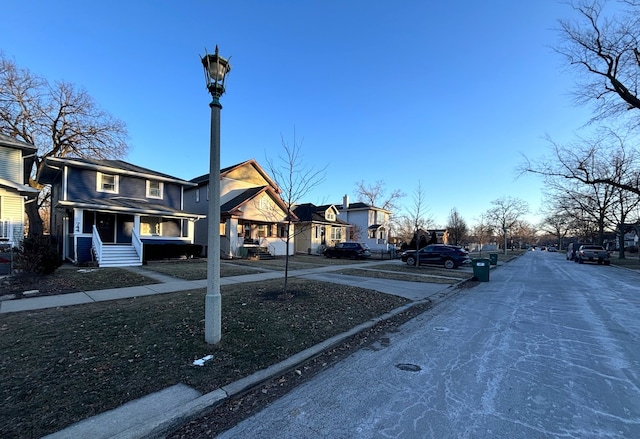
[503,226,508,256]
[201,46,231,344]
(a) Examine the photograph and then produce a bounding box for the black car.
[401,244,470,269]
[323,242,371,259]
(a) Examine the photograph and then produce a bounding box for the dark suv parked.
[323,242,371,259]
[401,244,470,269]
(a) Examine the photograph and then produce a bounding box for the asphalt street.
[216,251,640,438]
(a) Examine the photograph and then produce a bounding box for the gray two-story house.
[37,157,204,267]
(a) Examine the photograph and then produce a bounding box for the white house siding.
[0,148,22,182]
[340,209,390,251]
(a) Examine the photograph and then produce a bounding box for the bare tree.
[266,131,326,294]
[445,207,468,246]
[348,223,363,241]
[0,53,129,236]
[486,196,530,254]
[608,183,640,256]
[539,210,574,250]
[402,181,430,266]
[556,0,640,125]
[471,214,494,256]
[354,180,405,212]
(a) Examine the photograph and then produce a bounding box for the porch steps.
[98,244,141,267]
[247,247,274,260]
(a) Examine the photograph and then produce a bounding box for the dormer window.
[326,211,336,221]
[97,172,119,193]
[146,180,163,199]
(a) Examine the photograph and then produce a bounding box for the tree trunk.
[25,199,44,237]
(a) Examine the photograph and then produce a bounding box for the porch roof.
[0,177,40,196]
[221,186,298,221]
[56,198,206,219]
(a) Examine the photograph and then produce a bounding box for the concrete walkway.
[1,260,471,314]
[3,259,482,439]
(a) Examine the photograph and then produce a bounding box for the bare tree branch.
[0,53,129,235]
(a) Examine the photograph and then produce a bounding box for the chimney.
[343,194,349,209]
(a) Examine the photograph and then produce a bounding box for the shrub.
[14,235,62,275]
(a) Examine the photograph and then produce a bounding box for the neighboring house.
[337,195,392,251]
[0,133,39,246]
[292,203,349,255]
[37,157,204,267]
[184,159,295,258]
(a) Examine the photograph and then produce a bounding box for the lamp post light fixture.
[201,46,231,344]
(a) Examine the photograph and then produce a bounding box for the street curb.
[136,274,482,439]
[132,299,424,439]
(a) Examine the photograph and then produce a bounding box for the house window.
[257,224,266,237]
[368,229,376,239]
[279,226,287,238]
[141,216,161,235]
[97,172,119,193]
[326,211,335,221]
[206,184,209,201]
[0,220,8,239]
[219,222,226,236]
[195,188,200,203]
[330,227,342,240]
[146,180,163,199]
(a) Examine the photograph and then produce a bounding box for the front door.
[96,212,116,243]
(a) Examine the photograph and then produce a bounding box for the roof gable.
[191,159,280,192]
[221,186,297,220]
[293,203,348,224]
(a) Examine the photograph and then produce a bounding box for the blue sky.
[1,0,593,227]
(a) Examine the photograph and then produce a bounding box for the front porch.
[60,208,197,267]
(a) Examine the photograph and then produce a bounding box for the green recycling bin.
[489,253,498,265]
[472,258,490,282]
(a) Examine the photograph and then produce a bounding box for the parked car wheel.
[405,256,416,266]
[443,259,455,269]
[604,260,611,265]
[578,258,584,264]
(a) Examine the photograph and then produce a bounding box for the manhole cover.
[396,363,422,372]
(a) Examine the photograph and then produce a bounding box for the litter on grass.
[193,354,214,366]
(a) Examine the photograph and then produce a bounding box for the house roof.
[220,186,266,215]
[293,203,349,225]
[0,133,37,152]
[0,177,39,196]
[37,156,197,186]
[338,201,391,213]
[190,159,280,193]
[55,197,205,219]
[220,186,298,221]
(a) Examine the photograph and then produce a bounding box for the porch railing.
[92,226,103,265]
[132,228,143,264]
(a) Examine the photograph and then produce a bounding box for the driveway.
[217,250,640,438]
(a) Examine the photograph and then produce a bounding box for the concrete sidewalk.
[1,260,456,314]
[4,260,476,438]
